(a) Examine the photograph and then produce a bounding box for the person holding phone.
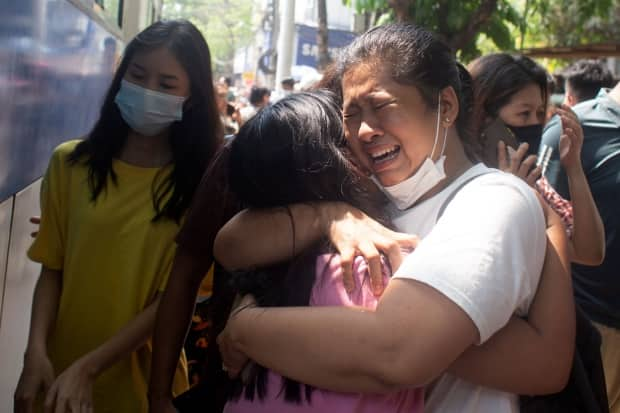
[469,53,605,266]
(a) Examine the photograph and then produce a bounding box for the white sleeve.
[394,175,546,344]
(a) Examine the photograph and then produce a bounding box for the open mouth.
[369,145,400,165]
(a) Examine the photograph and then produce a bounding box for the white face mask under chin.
[375,94,448,210]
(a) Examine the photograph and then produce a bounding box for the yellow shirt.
[28,140,188,412]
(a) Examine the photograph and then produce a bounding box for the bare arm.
[148,248,210,408]
[79,294,163,375]
[14,267,62,413]
[449,203,575,394]
[43,290,169,412]
[24,267,62,356]
[566,165,605,265]
[214,204,322,271]
[224,279,478,393]
[219,181,546,394]
[214,202,418,293]
[558,107,605,265]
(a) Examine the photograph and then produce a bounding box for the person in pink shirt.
[220,90,423,412]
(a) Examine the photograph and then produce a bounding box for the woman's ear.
[440,86,459,126]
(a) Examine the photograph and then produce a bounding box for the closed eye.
[343,105,360,119]
[374,99,396,110]
[128,72,145,80]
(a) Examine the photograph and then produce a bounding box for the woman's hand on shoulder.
[323,203,419,295]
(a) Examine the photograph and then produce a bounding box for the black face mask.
[505,124,543,156]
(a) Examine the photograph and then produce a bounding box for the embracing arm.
[225,278,478,393]
[214,204,323,271]
[215,202,417,293]
[449,203,575,395]
[221,178,550,394]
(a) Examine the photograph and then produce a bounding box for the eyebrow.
[343,89,388,106]
[130,63,179,81]
[364,90,391,100]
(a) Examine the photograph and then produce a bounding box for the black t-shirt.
[541,89,620,329]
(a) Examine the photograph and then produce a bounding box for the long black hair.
[336,23,478,161]
[226,90,388,404]
[68,19,223,222]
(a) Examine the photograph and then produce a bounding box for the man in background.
[239,86,270,125]
[542,80,620,413]
[563,59,615,107]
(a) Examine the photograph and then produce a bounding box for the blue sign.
[295,24,357,68]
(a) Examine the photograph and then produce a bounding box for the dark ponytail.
[455,62,480,161]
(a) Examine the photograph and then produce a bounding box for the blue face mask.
[114,79,186,136]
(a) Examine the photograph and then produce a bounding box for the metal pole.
[275,0,295,91]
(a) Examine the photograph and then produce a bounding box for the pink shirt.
[224,254,424,413]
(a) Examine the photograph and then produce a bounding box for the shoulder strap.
[436,171,495,222]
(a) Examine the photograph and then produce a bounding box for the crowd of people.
[11,17,620,413]
[212,75,298,136]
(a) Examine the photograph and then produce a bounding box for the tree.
[162,0,256,75]
[317,0,331,71]
[343,0,615,61]
[344,0,522,60]
[524,0,618,47]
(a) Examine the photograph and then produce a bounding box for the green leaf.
[483,14,515,51]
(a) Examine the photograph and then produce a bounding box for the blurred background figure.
[563,59,616,107]
[542,80,620,413]
[215,82,239,135]
[281,76,296,93]
[239,86,270,125]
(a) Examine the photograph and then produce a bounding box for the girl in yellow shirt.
[14,20,223,413]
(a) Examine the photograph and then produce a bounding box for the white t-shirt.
[391,163,546,413]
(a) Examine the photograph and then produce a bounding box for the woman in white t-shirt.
[214,24,575,413]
